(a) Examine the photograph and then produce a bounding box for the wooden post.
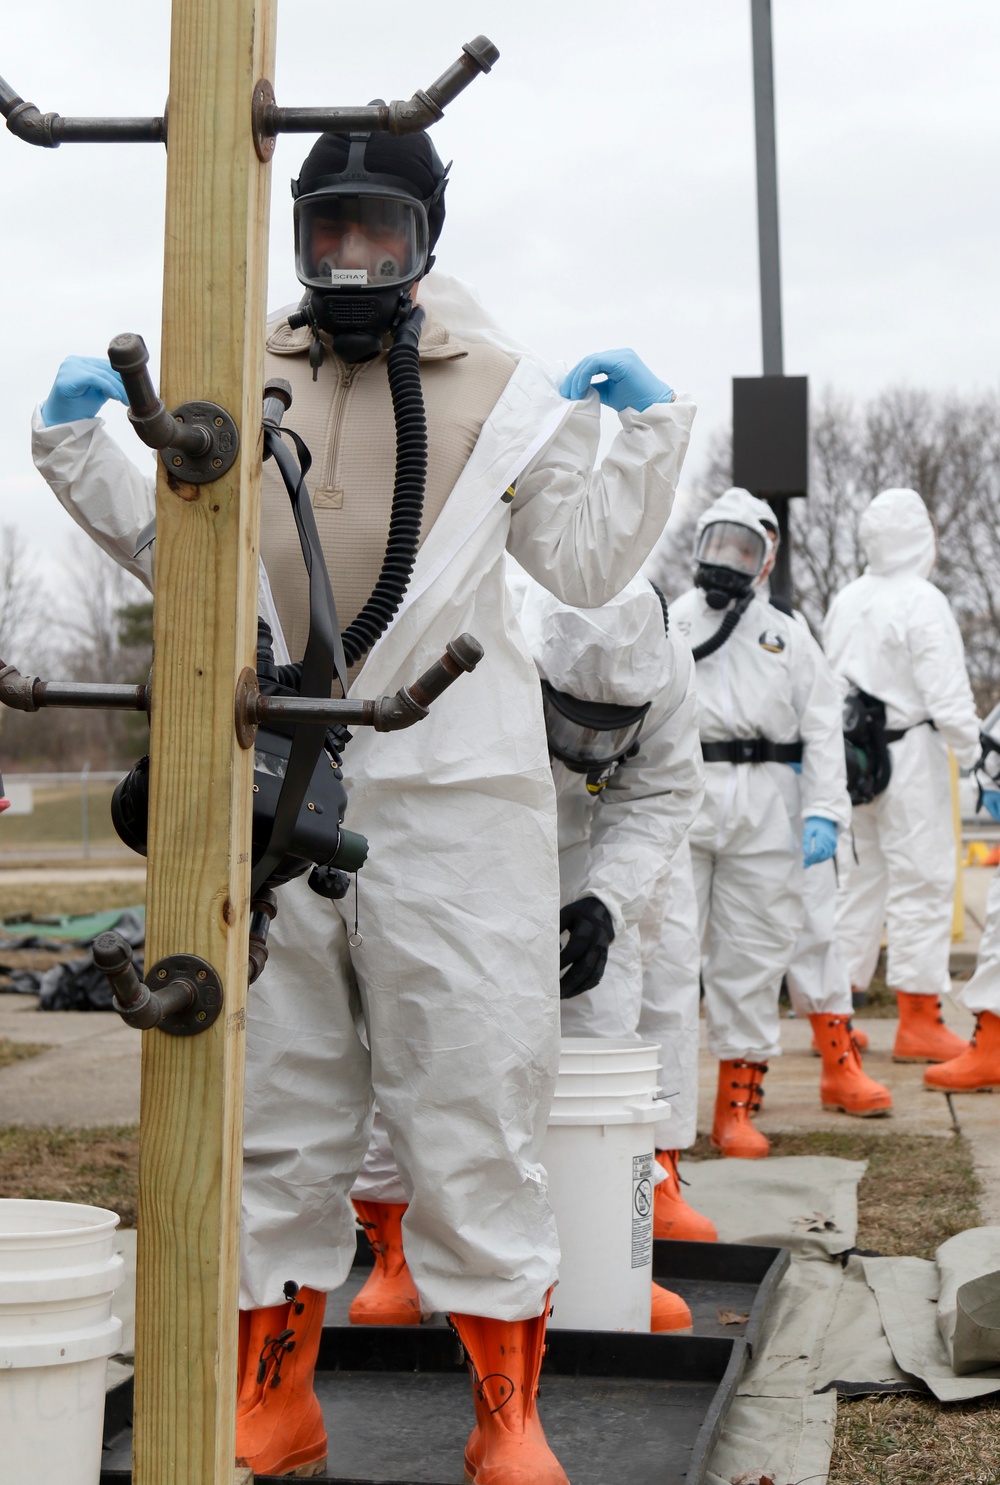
[133,2,276,1482]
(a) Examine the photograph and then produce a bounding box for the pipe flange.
[161,401,239,484]
[235,666,259,750]
[146,953,224,1036]
[251,79,276,162]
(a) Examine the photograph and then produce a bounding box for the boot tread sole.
[821,1101,892,1116]
[893,1053,958,1063]
[923,1081,1000,1092]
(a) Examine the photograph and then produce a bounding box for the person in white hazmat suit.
[751,518,873,1066]
[31,127,694,1485]
[346,570,712,1334]
[924,716,1000,1092]
[633,839,713,1236]
[824,488,980,1067]
[671,489,877,1160]
[515,569,718,1310]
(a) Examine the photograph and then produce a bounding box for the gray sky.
[2,0,999,577]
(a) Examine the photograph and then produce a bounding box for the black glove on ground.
[559,895,615,999]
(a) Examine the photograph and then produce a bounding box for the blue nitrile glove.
[40,356,129,427]
[560,349,674,413]
[981,791,1000,823]
[787,762,803,774]
[803,816,838,867]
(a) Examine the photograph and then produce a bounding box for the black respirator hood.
[291,123,450,364]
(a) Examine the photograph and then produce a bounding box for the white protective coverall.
[785,857,854,1017]
[780,602,854,1019]
[31,272,695,1319]
[513,572,704,1138]
[356,570,705,1197]
[671,489,851,1061]
[823,489,980,997]
[635,837,701,1147]
[955,866,1000,1015]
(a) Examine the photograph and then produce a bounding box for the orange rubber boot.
[893,991,970,1063]
[237,1300,289,1416]
[653,1150,718,1242]
[710,1060,770,1159]
[924,1012,1000,1092]
[808,1015,893,1117]
[810,1020,868,1055]
[450,1303,569,1485]
[650,1280,693,1333]
[349,1200,422,1326]
[235,1284,328,1478]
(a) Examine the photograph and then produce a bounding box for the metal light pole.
[751,0,783,380]
[741,0,802,603]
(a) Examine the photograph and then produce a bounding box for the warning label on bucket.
[631,1151,654,1268]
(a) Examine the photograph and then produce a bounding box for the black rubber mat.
[102,1327,745,1485]
[100,1242,789,1484]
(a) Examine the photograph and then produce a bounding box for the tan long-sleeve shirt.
[261,310,515,684]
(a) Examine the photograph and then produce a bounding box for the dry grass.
[0,1036,50,1070]
[0,878,144,921]
[689,1128,980,1260]
[830,1394,1000,1484]
[0,1125,139,1227]
[0,784,119,846]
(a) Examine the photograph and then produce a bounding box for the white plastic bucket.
[0,1200,124,1485]
[542,1039,668,1333]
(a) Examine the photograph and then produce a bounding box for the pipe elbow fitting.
[0,662,40,711]
[5,101,58,147]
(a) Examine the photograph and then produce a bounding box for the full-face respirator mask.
[542,682,650,795]
[693,520,768,610]
[288,124,450,367]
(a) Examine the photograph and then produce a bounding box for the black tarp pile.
[0,907,145,1010]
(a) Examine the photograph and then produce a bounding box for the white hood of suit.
[695,487,777,550]
[511,566,669,707]
[860,488,936,579]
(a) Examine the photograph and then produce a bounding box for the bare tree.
[791,388,1000,711]
[54,539,153,766]
[61,539,149,681]
[689,388,1000,712]
[0,525,45,667]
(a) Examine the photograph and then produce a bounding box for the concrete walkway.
[0,993,141,1126]
[2,988,995,1219]
[1,862,996,1217]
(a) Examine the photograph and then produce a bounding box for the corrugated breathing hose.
[340,306,428,668]
[691,590,753,662]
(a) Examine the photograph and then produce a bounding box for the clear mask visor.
[542,685,649,771]
[695,521,766,578]
[294,190,428,290]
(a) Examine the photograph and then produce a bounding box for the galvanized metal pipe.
[0,660,149,713]
[1,36,497,149]
[0,76,165,147]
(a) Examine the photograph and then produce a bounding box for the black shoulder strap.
[769,593,794,616]
[250,425,349,895]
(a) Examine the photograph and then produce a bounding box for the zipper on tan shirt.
[322,360,368,497]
